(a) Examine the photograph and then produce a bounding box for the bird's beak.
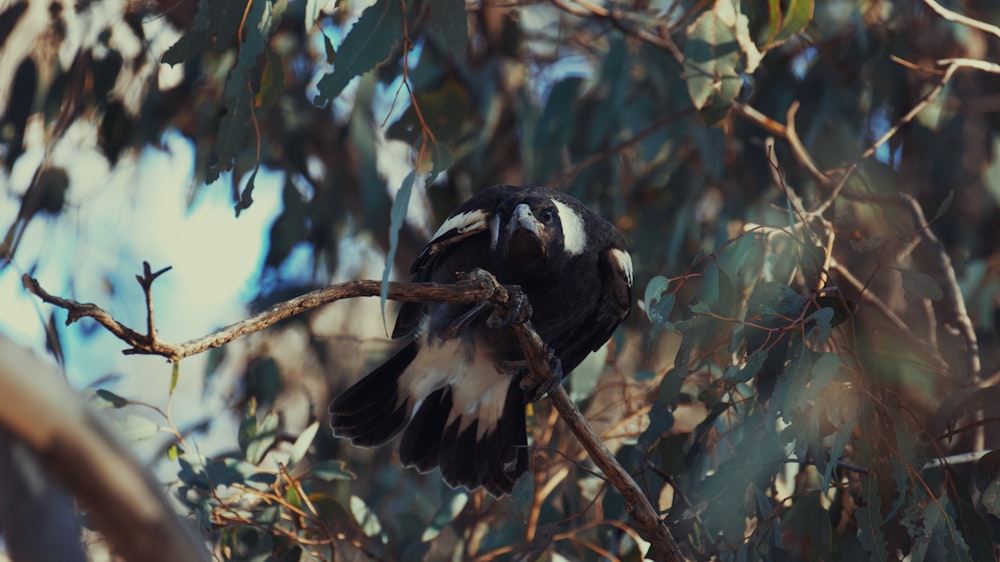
[508,203,541,238]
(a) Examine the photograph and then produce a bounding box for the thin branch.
[829,261,950,376]
[23,271,499,363]
[783,101,829,186]
[922,0,1000,42]
[549,0,684,62]
[898,194,980,381]
[135,261,172,345]
[548,386,682,561]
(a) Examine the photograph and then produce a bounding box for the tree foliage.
[3,0,1000,560]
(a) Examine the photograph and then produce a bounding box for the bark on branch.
[0,335,210,562]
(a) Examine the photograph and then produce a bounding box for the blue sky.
[0,126,283,456]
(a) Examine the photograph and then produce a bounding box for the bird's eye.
[540,209,554,223]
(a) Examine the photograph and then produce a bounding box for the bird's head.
[490,193,587,281]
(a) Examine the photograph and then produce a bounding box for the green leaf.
[690,301,712,314]
[569,347,604,402]
[949,463,996,562]
[96,388,129,408]
[235,166,258,217]
[323,31,336,63]
[314,0,404,104]
[982,481,1000,518]
[772,0,813,45]
[857,475,888,562]
[810,353,840,388]
[167,442,181,461]
[757,0,781,48]
[288,421,319,468]
[822,416,854,489]
[421,490,468,542]
[715,0,761,73]
[256,47,285,114]
[208,0,282,184]
[350,495,388,543]
[162,0,244,65]
[382,170,416,330]
[169,361,180,395]
[241,410,280,465]
[683,7,743,122]
[638,403,674,451]
[387,78,471,145]
[724,348,768,383]
[781,492,832,561]
[658,368,684,406]
[911,499,974,562]
[427,0,467,63]
[933,189,954,221]
[644,275,675,344]
[806,306,834,346]
[310,460,357,481]
[120,414,160,442]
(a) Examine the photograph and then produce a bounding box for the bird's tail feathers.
[329,341,418,447]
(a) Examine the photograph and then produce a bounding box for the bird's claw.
[487,289,531,329]
[520,350,563,402]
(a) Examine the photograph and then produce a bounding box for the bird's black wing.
[392,187,518,338]
[548,246,633,376]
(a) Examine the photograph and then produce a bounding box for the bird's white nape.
[610,248,633,286]
[553,200,586,256]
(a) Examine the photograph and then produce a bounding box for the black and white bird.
[329,185,632,496]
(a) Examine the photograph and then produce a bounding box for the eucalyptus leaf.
[315,0,405,103]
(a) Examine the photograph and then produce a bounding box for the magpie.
[329,185,633,496]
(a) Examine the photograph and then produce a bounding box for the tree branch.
[898,194,981,381]
[922,0,1000,42]
[0,334,210,562]
[23,270,499,362]
[25,266,684,560]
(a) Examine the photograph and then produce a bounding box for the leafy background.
[2,0,1000,560]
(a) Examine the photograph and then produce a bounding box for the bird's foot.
[487,288,532,329]
[520,350,563,402]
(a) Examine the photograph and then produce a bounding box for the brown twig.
[135,261,172,345]
[548,386,682,561]
[548,0,684,62]
[922,0,1000,42]
[898,194,981,381]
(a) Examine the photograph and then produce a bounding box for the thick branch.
[0,335,209,562]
